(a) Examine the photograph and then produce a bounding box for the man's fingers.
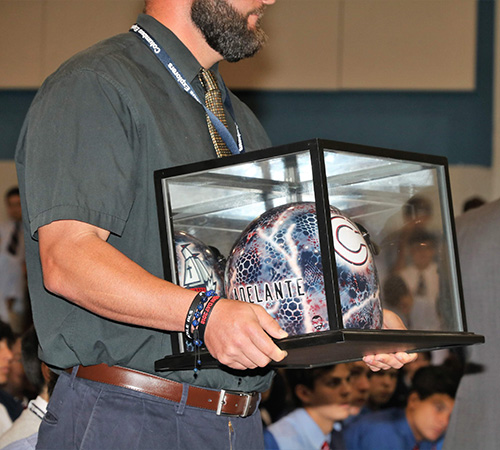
[395,351,418,364]
[223,360,252,371]
[252,305,288,362]
[247,325,288,364]
[217,350,259,370]
[363,355,395,371]
[254,305,288,340]
[203,299,288,369]
[363,351,417,372]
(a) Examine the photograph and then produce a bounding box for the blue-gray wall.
[0,90,35,160]
[0,1,494,165]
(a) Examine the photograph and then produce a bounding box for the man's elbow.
[38,220,87,299]
[40,251,67,297]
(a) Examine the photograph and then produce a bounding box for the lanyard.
[130,23,245,155]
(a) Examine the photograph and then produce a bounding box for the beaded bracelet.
[184,290,220,341]
[184,291,207,341]
[184,290,220,376]
[196,295,221,344]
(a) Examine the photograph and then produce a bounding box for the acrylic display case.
[154,139,484,370]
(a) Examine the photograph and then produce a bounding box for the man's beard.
[191,0,268,63]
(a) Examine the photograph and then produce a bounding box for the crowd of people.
[0,183,488,449]
[260,353,461,450]
[0,329,470,449]
[0,188,29,336]
[378,194,486,337]
[0,321,53,449]
[0,188,48,448]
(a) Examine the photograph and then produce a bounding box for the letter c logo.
[331,216,368,266]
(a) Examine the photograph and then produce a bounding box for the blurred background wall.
[0,0,498,221]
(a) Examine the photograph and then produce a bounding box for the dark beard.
[191,0,268,63]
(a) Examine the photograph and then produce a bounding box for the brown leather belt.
[66,363,258,418]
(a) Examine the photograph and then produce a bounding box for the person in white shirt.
[399,229,441,330]
[0,187,26,332]
[264,363,352,450]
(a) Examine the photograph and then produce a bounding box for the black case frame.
[154,138,484,370]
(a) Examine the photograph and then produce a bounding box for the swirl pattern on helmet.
[225,202,382,335]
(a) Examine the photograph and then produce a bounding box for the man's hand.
[204,298,288,371]
[362,309,418,372]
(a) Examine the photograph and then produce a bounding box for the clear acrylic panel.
[154,140,481,370]
[163,150,334,338]
[323,148,462,332]
[161,145,463,343]
[162,151,317,256]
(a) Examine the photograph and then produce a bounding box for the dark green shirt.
[16,14,273,392]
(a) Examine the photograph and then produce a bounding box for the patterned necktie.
[7,221,20,256]
[198,68,232,158]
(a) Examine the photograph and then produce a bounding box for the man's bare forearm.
[38,219,193,331]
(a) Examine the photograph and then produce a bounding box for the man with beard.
[16,1,415,448]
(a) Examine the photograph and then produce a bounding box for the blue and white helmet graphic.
[174,231,225,296]
[225,202,383,336]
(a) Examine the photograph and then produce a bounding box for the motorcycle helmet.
[174,231,225,296]
[225,202,382,336]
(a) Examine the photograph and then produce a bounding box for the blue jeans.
[36,370,264,450]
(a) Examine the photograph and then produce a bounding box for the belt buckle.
[216,389,254,418]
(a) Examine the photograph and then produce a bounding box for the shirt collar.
[295,408,331,448]
[396,409,416,445]
[400,408,440,449]
[28,395,48,420]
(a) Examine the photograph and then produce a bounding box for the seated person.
[264,363,351,450]
[0,326,56,447]
[344,365,460,450]
[386,351,432,409]
[2,335,36,407]
[366,368,399,411]
[398,229,441,330]
[382,275,413,328]
[344,361,371,424]
[0,321,16,435]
